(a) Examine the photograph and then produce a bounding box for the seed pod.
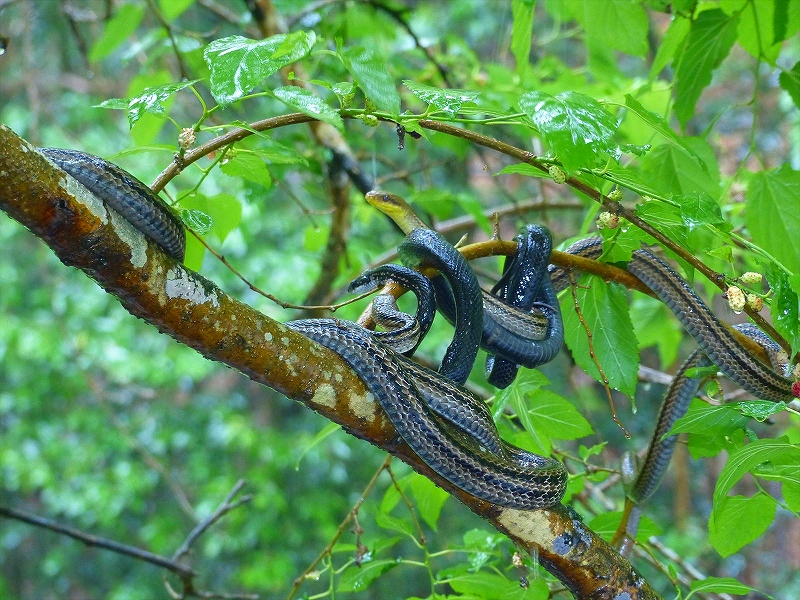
[548,165,566,184]
[746,293,763,312]
[740,271,763,284]
[596,211,619,230]
[727,285,746,314]
[178,128,196,150]
[361,114,379,127]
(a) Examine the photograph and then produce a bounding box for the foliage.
[1,0,799,599]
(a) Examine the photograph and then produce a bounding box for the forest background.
[1,0,800,599]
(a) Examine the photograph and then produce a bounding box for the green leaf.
[779,61,800,109]
[561,276,639,397]
[670,399,749,436]
[587,510,662,542]
[735,400,786,422]
[408,474,448,532]
[447,572,548,600]
[374,509,416,539]
[577,0,649,57]
[179,193,242,244]
[708,493,776,557]
[341,46,401,115]
[624,94,696,160]
[462,528,505,552]
[713,437,800,508]
[272,86,344,131]
[634,200,691,252]
[784,481,800,513]
[524,390,594,442]
[95,98,130,111]
[579,442,607,461]
[519,90,619,173]
[244,135,308,165]
[638,140,720,200]
[159,0,195,21]
[219,153,272,189]
[502,380,552,455]
[650,15,690,80]
[630,296,682,367]
[764,263,800,357]
[336,558,401,592]
[686,576,756,598]
[687,428,745,460]
[126,71,174,145]
[747,166,800,276]
[773,1,786,40]
[181,209,212,235]
[403,81,480,118]
[492,369,551,421]
[677,191,728,232]
[673,9,739,126]
[110,80,200,128]
[204,33,316,105]
[592,163,664,200]
[734,0,782,64]
[495,163,549,178]
[88,3,145,62]
[511,0,535,75]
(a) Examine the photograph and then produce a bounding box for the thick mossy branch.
[0,125,660,600]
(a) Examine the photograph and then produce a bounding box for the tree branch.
[0,125,660,599]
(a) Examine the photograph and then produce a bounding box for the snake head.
[365,190,427,234]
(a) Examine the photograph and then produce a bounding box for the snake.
[551,236,797,511]
[484,224,560,388]
[40,149,795,510]
[39,148,185,261]
[347,264,436,355]
[365,191,563,387]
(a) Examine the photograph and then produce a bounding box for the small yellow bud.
[607,188,623,201]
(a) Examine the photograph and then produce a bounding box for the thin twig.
[568,271,630,438]
[172,480,252,564]
[386,463,427,545]
[0,505,194,578]
[193,231,372,311]
[287,455,392,600]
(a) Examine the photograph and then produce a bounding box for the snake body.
[554,236,796,507]
[555,237,795,401]
[40,148,186,261]
[397,228,483,385]
[348,264,436,355]
[366,192,563,386]
[286,318,567,508]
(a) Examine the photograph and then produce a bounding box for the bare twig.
[287,456,392,600]
[0,505,195,578]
